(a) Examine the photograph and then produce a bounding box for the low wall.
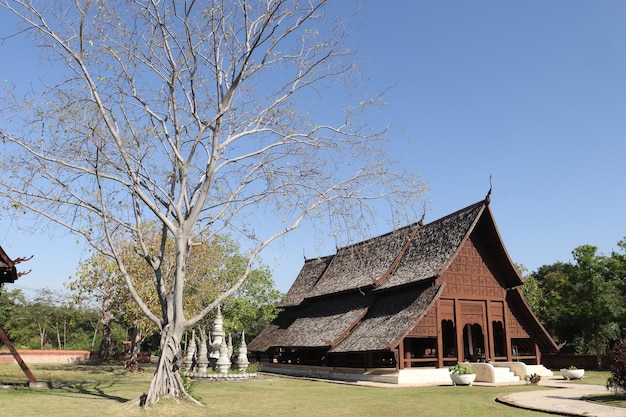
[541,354,609,370]
[0,350,92,365]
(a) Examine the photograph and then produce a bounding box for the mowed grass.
[1,362,558,417]
[574,370,626,408]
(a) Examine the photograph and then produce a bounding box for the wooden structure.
[0,245,37,384]
[249,196,558,371]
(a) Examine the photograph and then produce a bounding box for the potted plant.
[449,363,476,385]
[560,365,584,380]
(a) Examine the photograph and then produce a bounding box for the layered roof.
[250,282,442,353]
[250,198,557,354]
[280,201,486,306]
[330,283,443,353]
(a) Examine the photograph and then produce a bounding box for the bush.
[448,363,473,375]
[525,373,541,385]
[606,339,626,392]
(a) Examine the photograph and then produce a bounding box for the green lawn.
[0,362,558,417]
[569,369,610,385]
[574,370,626,408]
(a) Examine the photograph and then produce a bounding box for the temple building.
[249,196,558,384]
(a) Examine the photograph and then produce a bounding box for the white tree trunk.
[145,324,197,405]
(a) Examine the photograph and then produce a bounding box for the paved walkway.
[498,376,625,417]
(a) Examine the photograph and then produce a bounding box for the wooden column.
[485,302,494,362]
[454,299,464,362]
[436,300,444,368]
[534,343,541,365]
[504,306,512,362]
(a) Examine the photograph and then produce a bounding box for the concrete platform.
[259,362,552,386]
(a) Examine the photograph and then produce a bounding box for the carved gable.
[438,236,506,300]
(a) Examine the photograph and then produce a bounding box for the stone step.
[526,364,554,377]
[493,366,520,383]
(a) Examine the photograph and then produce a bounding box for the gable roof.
[0,246,19,285]
[0,246,31,286]
[249,292,369,352]
[279,255,333,308]
[283,200,488,305]
[249,283,442,353]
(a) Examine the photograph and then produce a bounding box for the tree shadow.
[47,381,133,403]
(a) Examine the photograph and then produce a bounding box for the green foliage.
[0,287,26,342]
[0,287,109,351]
[179,369,197,400]
[527,239,626,359]
[524,373,541,385]
[607,340,626,392]
[448,363,473,374]
[69,231,283,354]
[220,264,283,338]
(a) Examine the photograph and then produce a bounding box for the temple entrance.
[441,319,456,360]
[462,323,485,362]
[492,320,507,359]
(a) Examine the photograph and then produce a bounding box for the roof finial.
[485,175,492,205]
[418,203,427,226]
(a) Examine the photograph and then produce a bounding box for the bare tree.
[0,0,426,405]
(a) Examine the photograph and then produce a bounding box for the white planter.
[560,368,584,380]
[450,373,476,386]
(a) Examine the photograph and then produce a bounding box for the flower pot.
[450,373,476,386]
[560,368,584,380]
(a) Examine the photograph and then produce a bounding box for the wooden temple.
[249,196,558,376]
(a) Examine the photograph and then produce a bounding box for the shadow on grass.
[585,393,626,408]
[34,360,126,375]
[40,381,134,403]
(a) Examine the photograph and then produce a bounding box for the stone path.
[498,376,625,417]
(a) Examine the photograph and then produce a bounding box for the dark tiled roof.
[307,224,417,298]
[301,201,484,299]
[249,292,371,350]
[247,309,294,352]
[330,283,443,353]
[278,256,332,307]
[377,202,483,290]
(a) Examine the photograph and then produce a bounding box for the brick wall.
[0,350,92,365]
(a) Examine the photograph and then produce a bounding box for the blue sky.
[1,1,625,295]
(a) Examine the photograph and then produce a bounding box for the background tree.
[70,229,281,366]
[1,287,100,350]
[0,0,425,404]
[0,287,27,345]
[523,262,576,346]
[69,253,129,358]
[526,241,626,367]
[571,245,623,368]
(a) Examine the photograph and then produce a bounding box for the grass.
[0,362,560,417]
[586,393,626,408]
[572,370,626,409]
[568,369,610,385]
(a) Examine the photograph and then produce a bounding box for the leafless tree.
[0,0,426,405]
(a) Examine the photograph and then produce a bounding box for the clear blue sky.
[1,1,625,295]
